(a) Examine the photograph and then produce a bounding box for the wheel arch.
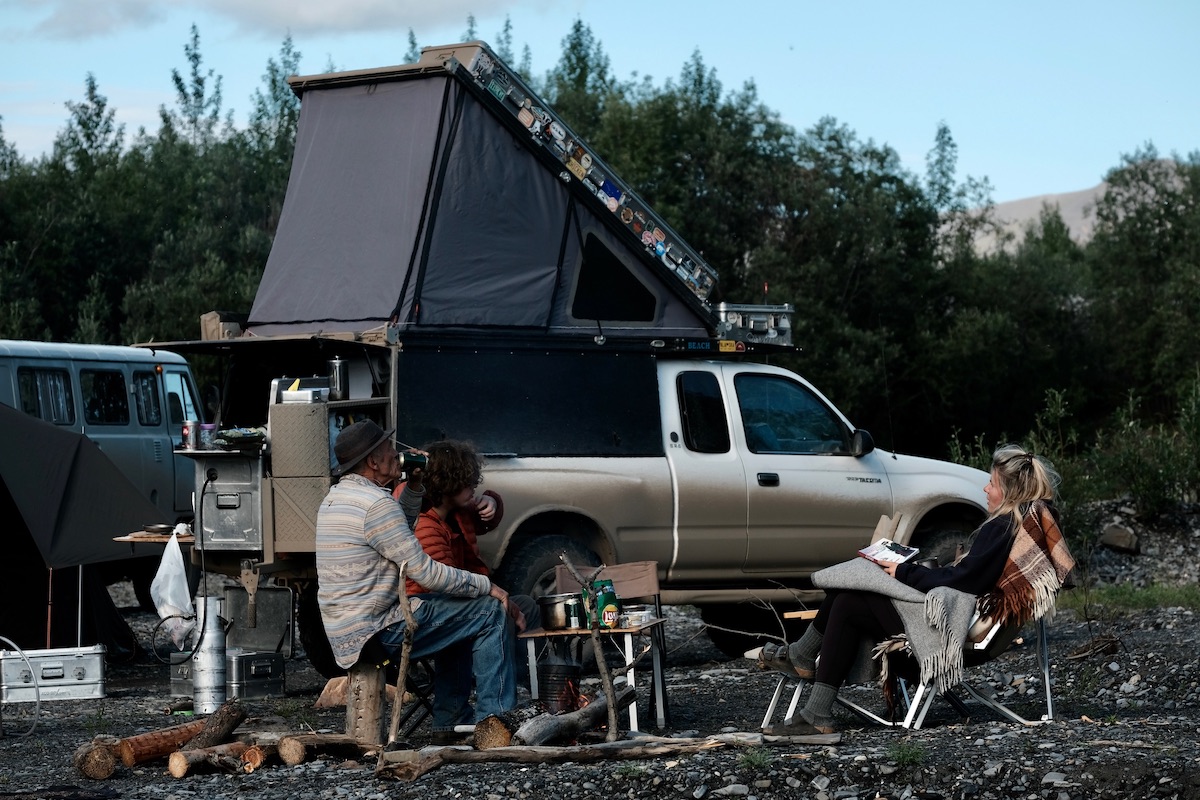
[492,510,616,573]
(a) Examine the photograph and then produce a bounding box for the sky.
[1,0,1196,203]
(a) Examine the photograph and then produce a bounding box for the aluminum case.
[1,644,106,703]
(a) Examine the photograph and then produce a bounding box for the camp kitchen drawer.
[171,649,285,699]
[1,645,106,703]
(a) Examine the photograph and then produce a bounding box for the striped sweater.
[315,473,491,668]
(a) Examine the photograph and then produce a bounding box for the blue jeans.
[430,594,541,729]
[378,594,514,725]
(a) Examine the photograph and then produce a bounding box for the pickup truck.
[174,336,986,669]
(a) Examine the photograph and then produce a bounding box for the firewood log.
[118,719,207,767]
[167,742,250,778]
[181,699,247,750]
[512,686,636,746]
[72,736,119,780]
[241,743,278,773]
[278,733,377,766]
[472,701,547,749]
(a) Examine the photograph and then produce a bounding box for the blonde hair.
[988,444,1060,530]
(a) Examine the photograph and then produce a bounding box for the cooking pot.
[538,593,582,630]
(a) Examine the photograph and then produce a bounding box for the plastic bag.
[150,527,196,650]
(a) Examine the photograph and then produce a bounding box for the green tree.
[404,29,420,64]
[165,24,227,148]
[544,19,615,138]
[1088,146,1200,419]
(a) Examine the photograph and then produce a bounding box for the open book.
[858,538,920,565]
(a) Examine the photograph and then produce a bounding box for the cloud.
[2,0,544,40]
[207,0,508,36]
[3,0,175,39]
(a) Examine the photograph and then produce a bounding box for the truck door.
[659,364,748,583]
[724,365,893,575]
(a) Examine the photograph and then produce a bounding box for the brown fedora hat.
[332,419,395,477]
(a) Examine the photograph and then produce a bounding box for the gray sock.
[787,625,822,672]
[798,682,838,727]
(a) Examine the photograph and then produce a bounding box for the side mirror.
[851,429,875,458]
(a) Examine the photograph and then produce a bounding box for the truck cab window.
[80,369,129,425]
[17,368,75,424]
[734,374,849,454]
[132,370,162,426]
[677,371,730,453]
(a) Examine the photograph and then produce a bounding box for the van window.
[163,370,200,426]
[17,368,75,424]
[132,370,162,426]
[734,374,849,454]
[80,369,130,425]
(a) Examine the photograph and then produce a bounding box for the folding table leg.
[526,639,540,700]
[623,632,639,731]
[649,630,668,727]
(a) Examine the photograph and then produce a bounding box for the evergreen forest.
[1,21,1197,523]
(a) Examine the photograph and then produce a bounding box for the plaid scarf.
[978,501,1075,628]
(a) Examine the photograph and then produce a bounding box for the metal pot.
[538,593,582,630]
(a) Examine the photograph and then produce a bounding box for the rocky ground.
[3,503,1200,800]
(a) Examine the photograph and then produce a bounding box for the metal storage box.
[171,649,285,699]
[1,645,106,703]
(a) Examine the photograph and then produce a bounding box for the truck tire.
[913,528,972,567]
[494,536,601,598]
[700,603,812,659]
[296,583,346,679]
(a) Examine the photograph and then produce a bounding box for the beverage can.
[182,419,200,450]
[199,423,216,449]
[564,597,583,629]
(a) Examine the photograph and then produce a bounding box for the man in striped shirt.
[316,420,522,727]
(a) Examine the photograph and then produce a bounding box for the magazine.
[858,538,920,565]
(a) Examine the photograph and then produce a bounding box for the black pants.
[812,589,904,687]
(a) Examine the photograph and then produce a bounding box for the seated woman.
[760,443,1074,735]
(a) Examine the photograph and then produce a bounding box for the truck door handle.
[757,473,780,487]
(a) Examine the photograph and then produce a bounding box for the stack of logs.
[71,700,379,781]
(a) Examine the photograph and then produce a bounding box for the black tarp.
[0,403,165,654]
[248,70,712,340]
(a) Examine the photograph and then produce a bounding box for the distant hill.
[974,182,1108,253]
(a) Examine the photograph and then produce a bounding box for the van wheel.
[494,536,601,599]
[296,583,346,679]
[700,603,812,659]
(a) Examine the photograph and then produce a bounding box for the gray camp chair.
[761,614,1056,731]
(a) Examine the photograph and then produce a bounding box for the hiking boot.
[762,718,835,736]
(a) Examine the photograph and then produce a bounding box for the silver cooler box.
[1,645,106,703]
[171,649,285,699]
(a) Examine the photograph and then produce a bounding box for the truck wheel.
[296,583,346,679]
[494,536,601,598]
[700,603,812,659]
[914,528,972,567]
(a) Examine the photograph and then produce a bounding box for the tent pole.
[46,567,54,648]
[77,565,84,647]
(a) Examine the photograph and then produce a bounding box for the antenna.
[879,324,898,460]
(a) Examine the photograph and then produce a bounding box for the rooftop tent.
[247,59,713,340]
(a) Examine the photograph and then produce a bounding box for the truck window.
[17,367,75,424]
[734,374,849,454]
[677,371,730,453]
[80,369,130,425]
[132,370,162,426]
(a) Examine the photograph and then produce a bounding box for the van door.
[80,365,155,516]
[162,367,202,514]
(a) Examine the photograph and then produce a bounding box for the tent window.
[571,233,656,322]
[17,368,75,424]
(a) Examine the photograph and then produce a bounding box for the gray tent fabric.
[0,402,166,569]
[248,69,712,340]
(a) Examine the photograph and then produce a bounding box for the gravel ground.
[3,504,1200,800]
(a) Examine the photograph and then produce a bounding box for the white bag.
[150,527,196,650]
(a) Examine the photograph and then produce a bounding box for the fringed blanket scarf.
[812,501,1074,694]
[979,501,1075,629]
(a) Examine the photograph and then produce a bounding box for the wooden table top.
[518,618,665,639]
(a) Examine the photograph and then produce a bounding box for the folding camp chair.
[761,615,1056,731]
[520,560,670,731]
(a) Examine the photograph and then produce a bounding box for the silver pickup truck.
[177,336,985,668]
